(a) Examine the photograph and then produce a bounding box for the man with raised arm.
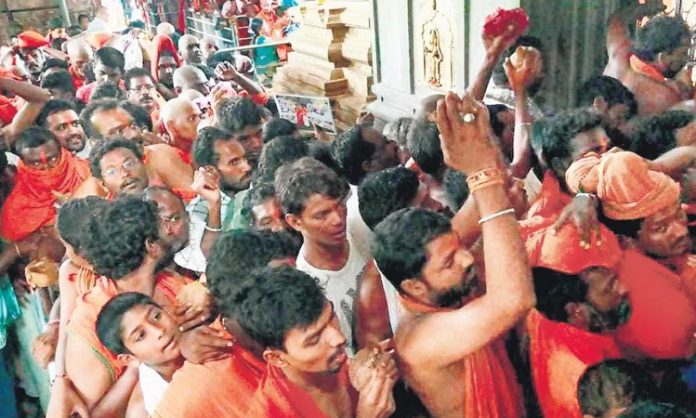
[371,92,535,417]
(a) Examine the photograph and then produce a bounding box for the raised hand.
[191,166,221,205]
[504,46,542,93]
[214,61,239,82]
[482,24,520,62]
[355,353,398,418]
[435,92,502,175]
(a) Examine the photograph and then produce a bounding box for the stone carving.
[418,0,454,90]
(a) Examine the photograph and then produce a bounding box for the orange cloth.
[1,149,90,241]
[527,309,623,418]
[152,344,264,418]
[249,363,357,417]
[526,222,622,275]
[67,270,187,382]
[86,32,114,50]
[658,253,696,312]
[16,31,49,49]
[68,65,86,91]
[615,249,696,359]
[629,54,667,83]
[151,34,181,83]
[565,151,680,220]
[397,294,525,417]
[0,95,18,127]
[526,171,573,220]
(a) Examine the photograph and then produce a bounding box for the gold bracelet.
[466,168,505,193]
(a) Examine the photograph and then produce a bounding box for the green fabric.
[0,276,20,350]
[222,189,250,231]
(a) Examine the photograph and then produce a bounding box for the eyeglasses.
[102,158,140,178]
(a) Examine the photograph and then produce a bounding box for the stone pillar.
[368,0,520,123]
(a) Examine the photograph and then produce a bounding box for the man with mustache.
[566,150,696,360]
[37,99,90,159]
[275,157,367,354]
[175,127,253,273]
[14,31,49,85]
[370,92,534,417]
[124,68,162,120]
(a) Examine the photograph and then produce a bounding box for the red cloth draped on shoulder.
[67,270,188,383]
[151,34,181,83]
[397,294,525,418]
[68,65,86,91]
[659,254,696,305]
[0,95,17,127]
[249,363,357,418]
[519,172,573,241]
[1,149,90,241]
[526,309,623,418]
[615,249,696,359]
[152,343,265,418]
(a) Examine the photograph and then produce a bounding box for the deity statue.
[424,27,443,86]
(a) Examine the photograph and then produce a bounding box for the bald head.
[178,89,205,102]
[178,34,203,65]
[66,40,94,77]
[161,98,201,147]
[173,65,210,95]
[156,22,175,37]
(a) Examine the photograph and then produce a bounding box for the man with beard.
[74,99,194,198]
[143,187,190,272]
[605,1,692,115]
[37,99,90,159]
[124,68,162,123]
[161,97,202,156]
[14,31,49,85]
[370,92,534,417]
[151,35,180,100]
[524,221,629,418]
[566,151,696,359]
[175,127,253,273]
[89,138,150,198]
[274,157,365,354]
[76,47,125,104]
[1,127,90,242]
[178,35,204,66]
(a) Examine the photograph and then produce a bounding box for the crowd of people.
[0,0,696,417]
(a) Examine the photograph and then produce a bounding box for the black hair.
[576,76,638,118]
[95,47,125,72]
[78,14,89,22]
[406,119,443,177]
[258,135,309,182]
[599,210,643,238]
[532,267,588,323]
[89,138,144,179]
[262,117,298,143]
[97,292,159,355]
[80,98,121,139]
[36,99,78,127]
[492,36,543,86]
[83,196,159,279]
[632,15,691,62]
[217,97,264,133]
[229,266,326,349]
[14,126,58,155]
[66,25,82,37]
[192,126,235,167]
[40,70,75,96]
[629,110,693,160]
[531,109,603,181]
[51,38,66,51]
[90,81,124,102]
[274,157,349,216]
[383,117,413,148]
[242,182,277,223]
[193,63,213,82]
[331,125,376,185]
[618,401,695,418]
[128,20,146,30]
[371,208,451,289]
[307,139,340,174]
[123,67,153,90]
[56,196,108,254]
[206,51,236,69]
[443,168,469,210]
[41,58,69,73]
[358,166,420,230]
[578,359,653,417]
[206,231,302,319]
[486,104,511,140]
[120,101,153,132]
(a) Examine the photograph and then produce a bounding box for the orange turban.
[565,151,680,220]
[151,34,181,82]
[526,222,622,274]
[16,31,49,49]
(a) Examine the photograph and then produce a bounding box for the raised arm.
[605,0,665,73]
[402,92,535,367]
[467,26,519,101]
[0,76,52,145]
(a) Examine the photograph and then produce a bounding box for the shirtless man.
[604,0,692,115]
[160,97,202,155]
[371,92,535,417]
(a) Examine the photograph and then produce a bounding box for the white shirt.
[296,234,368,355]
[138,364,169,415]
[346,184,373,260]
